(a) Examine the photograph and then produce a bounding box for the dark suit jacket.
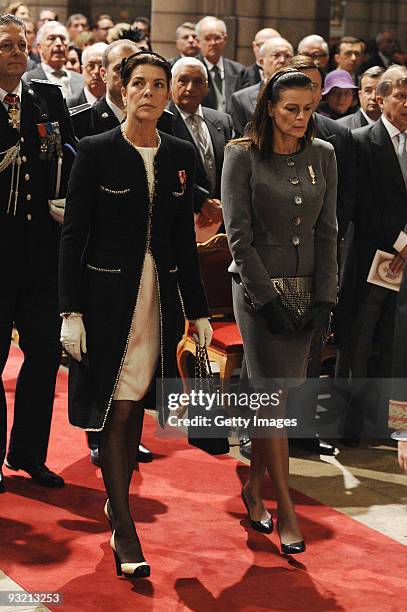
[359,53,387,73]
[247,63,262,86]
[71,95,174,140]
[230,81,262,137]
[66,88,87,109]
[197,54,250,114]
[167,54,182,67]
[313,112,356,240]
[352,119,407,298]
[337,108,370,130]
[168,101,233,212]
[23,64,84,96]
[0,80,76,286]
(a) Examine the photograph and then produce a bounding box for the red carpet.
[1,344,407,611]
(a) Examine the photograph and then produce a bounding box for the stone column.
[345,0,407,52]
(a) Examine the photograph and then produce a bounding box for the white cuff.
[393,231,407,252]
[390,429,407,441]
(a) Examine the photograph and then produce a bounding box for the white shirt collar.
[0,81,22,104]
[105,93,125,122]
[176,103,204,122]
[84,87,97,105]
[360,108,375,125]
[381,114,405,139]
[203,55,224,78]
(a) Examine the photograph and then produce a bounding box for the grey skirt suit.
[221,138,338,383]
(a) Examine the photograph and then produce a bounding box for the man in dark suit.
[0,13,76,492]
[359,31,398,73]
[169,57,232,227]
[23,20,83,98]
[343,66,407,442]
[70,38,157,465]
[231,37,294,137]
[247,27,280,85]
[167,21,199,67]
[66,42,106,108]
[195,16,250,114]
[338,66,384,130]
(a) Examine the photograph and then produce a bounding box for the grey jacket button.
[289,177,299,185]
[292,236,300,246]
[294,195,303,205]
[292,216,301,226]
[286,158,295,166]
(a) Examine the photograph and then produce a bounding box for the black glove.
[300,302,334,333]
[259,297,298,334]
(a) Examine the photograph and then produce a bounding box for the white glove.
[48,198,65,224]
[192,317,213,348]
[60,314,87,362]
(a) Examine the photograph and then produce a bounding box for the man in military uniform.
[0,13,76,492]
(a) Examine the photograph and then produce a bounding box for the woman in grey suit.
[222,69,338,554]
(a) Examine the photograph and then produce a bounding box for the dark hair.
[338,36,363,53]
[121,51,171,89]
[0,13,26,33]
[289,54,325,88]
[233,68,314,159]
[66,13,87,28]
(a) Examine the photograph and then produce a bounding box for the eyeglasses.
[84,62,102,71]
[202,35,224,44]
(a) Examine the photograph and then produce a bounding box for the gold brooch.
[307,164,316,185]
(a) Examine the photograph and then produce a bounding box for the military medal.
[37,123,48,160]
[46,122,56,161]
[4,93,20,130]
[308,164,316,185]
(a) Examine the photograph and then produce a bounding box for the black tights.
[99,399,145,563]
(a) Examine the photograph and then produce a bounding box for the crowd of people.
[1,4,407,578]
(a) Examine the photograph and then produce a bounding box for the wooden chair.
[176,234,243,392]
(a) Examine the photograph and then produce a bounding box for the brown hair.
[229,68,314,159]
[121,51,171,89]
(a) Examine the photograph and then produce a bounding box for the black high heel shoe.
[110,531,150,579]
[277,522,306,555]
[241,488,273,534]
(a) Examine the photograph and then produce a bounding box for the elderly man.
[23,20,83,98]
[168,22,199,66]
[338,65,384,129]
[247,27,280,85]
[334,36,364,81]
[169,57,232,228]
[66,13,88,44]
[360,31,398,72]
[230,36,293,136]
[196,15,250,114]
[342,66,407,443]
[0,13,76,492]
[297,34,329,70]
[67,42,106,107]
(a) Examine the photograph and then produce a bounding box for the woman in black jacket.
[59,51,212,578]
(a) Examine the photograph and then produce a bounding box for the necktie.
[4,93,20,129]
[188,114,216,194]
[398,132,407,188]
[211,64,223,93]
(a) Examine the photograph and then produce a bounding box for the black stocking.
[99,399,145,563]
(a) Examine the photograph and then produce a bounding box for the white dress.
[113,146,160,401]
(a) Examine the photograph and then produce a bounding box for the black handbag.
[187,343,230,455]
